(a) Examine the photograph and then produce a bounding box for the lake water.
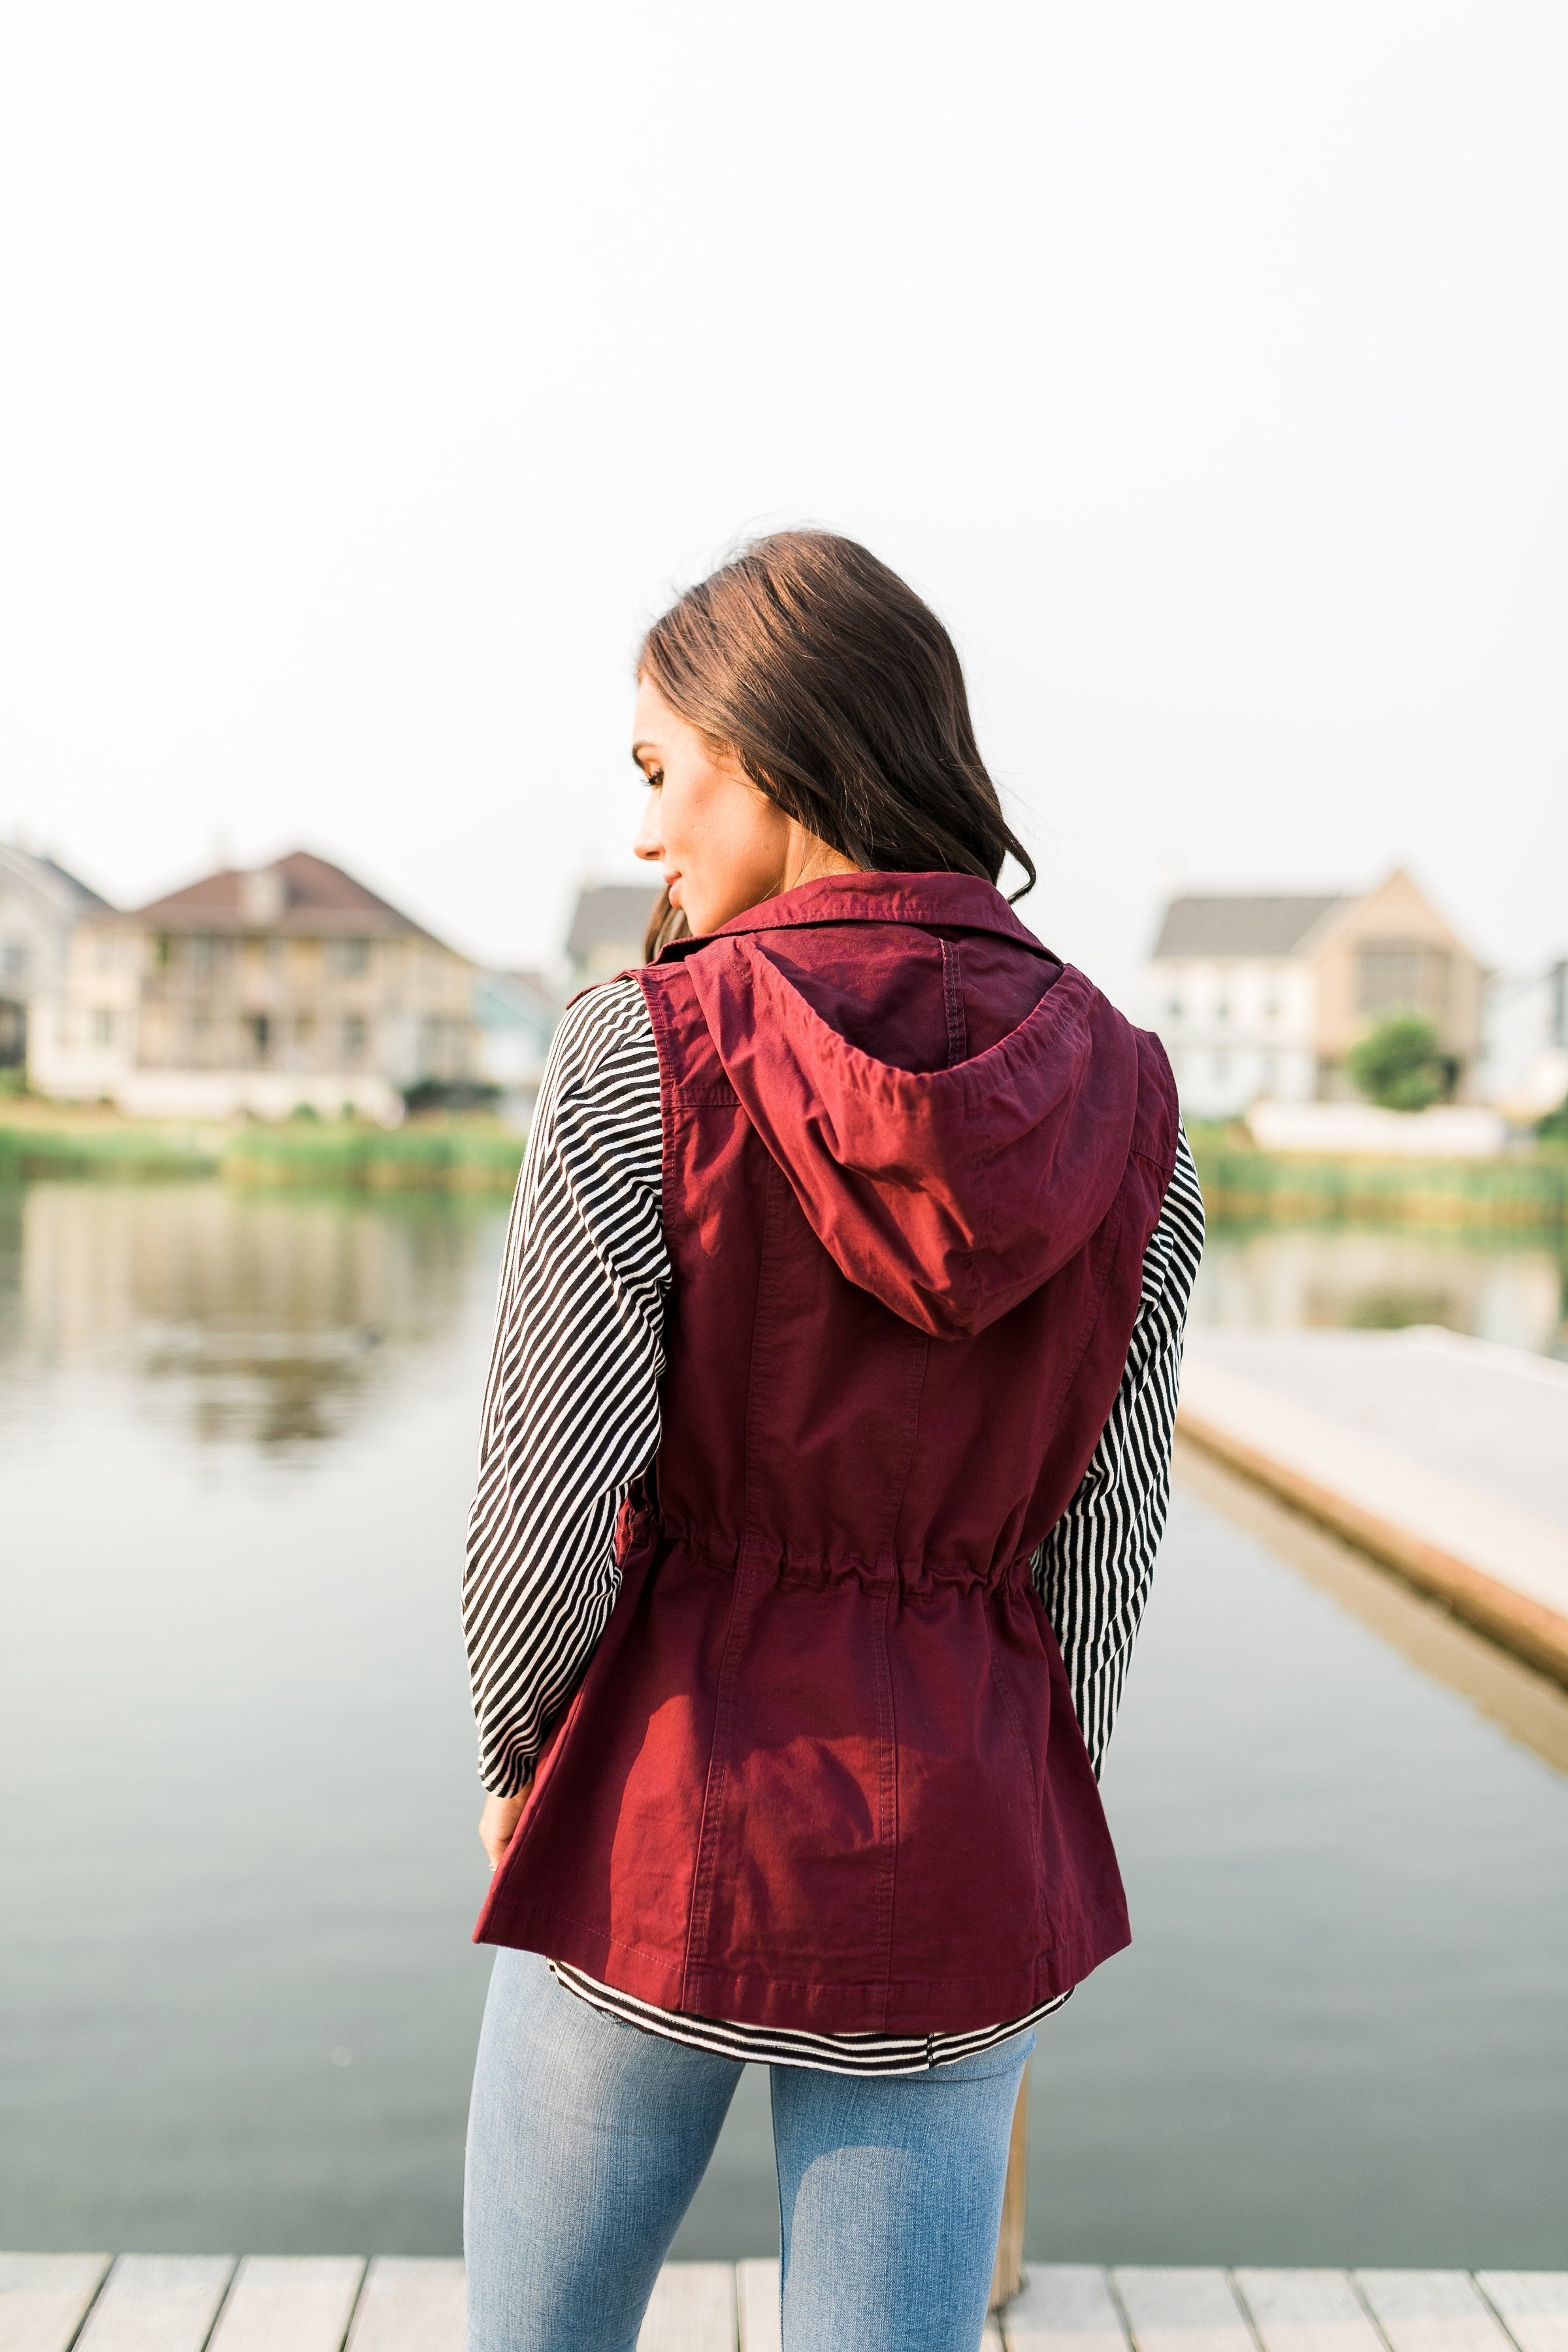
[2,1184,1565,2265]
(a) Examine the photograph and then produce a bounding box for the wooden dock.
[4,2256,1565,2352]
[1177,1327,1568,1687]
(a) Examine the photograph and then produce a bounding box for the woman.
[463,532,1203,2352]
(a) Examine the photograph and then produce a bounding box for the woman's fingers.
[478,1787,531,1872]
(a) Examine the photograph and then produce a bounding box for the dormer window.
[240,866,287,924]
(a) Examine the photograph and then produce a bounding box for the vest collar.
[657,870,1053,961]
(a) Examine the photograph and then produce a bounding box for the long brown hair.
[638,531,1036,898]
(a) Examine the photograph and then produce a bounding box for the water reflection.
[1195,1222,1568,1356]
[0,1182,500,1451]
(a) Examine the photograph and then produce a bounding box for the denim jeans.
[465,1949,1033,2352]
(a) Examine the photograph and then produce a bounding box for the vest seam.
[679,1154,789,2005]
[873,1580,899,2029]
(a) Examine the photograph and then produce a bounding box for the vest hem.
[475,1897,1130,2037]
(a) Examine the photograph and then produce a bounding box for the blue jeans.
[465,1950,1032,2352]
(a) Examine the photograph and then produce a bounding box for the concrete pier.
[1177,1327,1568,1686]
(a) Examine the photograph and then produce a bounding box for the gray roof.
[38,854,112,911]
[0,842,113,913]
[566,882,661,964]
[1152,893,1350,959]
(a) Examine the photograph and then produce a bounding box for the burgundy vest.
[476,872,1179,2034]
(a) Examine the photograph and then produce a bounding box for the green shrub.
[1346,1015,1454,1112]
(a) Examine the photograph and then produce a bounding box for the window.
[244,1012,272,1063]
[329,938,372,977]
[188,935,221,981]
[293,1013,316,1047]
[1356,942,1450,1017]
[1168,995,1183,1019]
[2,939,28,982]
[92,1009,116,1045]
[1213,1051,1229,1084]
[341,1015,368,1062]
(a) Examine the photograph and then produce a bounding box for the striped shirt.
[465,977,1203,2073]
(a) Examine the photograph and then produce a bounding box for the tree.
[1346,1014,1453,1112]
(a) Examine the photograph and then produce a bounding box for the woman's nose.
[632,801,663,863]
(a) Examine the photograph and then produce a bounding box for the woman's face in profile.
[630,672,796,936]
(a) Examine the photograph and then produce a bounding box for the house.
[29,849,478,1121]
[1480,960,1568,1119]
[0,843,112,1068]
[565,881,662,985]
[474,968,562,1119]
[1147,868,1484,1120]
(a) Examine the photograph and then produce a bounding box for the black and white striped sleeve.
[463,978,668,1797]
[1033,1128,1204,1777]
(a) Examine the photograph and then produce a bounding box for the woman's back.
[476,868,1177,2035]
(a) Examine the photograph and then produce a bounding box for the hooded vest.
[476,872,1179,2034]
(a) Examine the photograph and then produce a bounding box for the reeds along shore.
[3,1103,1567,1214]
[0,1105,525,1191]
[1188,1130,1568,1230]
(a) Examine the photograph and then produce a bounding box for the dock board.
[0,2257,111,2352]
[1477,2278,1568,2352]
[76,2260,234,2352]
[7,2257,1566,2351]
[1233,2268,1386,2352]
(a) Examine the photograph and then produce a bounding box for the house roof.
[565,881,661,965]
[1152,893,1350,959]
[127,849,457,950]
[0,842,113,913]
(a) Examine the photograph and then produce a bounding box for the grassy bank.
[0,1103,525,1192]
[1188,1128,1568,1229]
[6,1099,1565,1220]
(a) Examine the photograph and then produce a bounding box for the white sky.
[1,1,1563,1007]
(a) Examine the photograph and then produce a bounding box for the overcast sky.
[1,1,1562,1007]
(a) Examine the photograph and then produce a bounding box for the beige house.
[1148,868,1484,1120]
[31,849,477,1121]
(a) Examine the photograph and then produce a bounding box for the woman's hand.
[479,1783,531,1873]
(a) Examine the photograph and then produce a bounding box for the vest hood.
[679,876,1149,1341]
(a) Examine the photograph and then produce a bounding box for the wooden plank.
[638,2263,736,2352]
[1005,2265,1129,2352]
[76,2259,235,2352]
[1113,2268,1257,2352]
[736,2260,780,2352]
[0,2257,112,2352]
[1234,2270,1384,2352]
[1355,2273,1515,2352]
[344,2262,464,2352]
[206,2261,366,2352]
[1477,2277,1568,2352]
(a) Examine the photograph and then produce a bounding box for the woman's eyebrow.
[630,739,661,768]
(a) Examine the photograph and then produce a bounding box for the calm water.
[1,1185,1565,2264]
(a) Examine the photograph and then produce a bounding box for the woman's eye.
[644,767,664,789]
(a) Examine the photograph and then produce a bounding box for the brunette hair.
[643,884,689,962]
[638,531,1036,898]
